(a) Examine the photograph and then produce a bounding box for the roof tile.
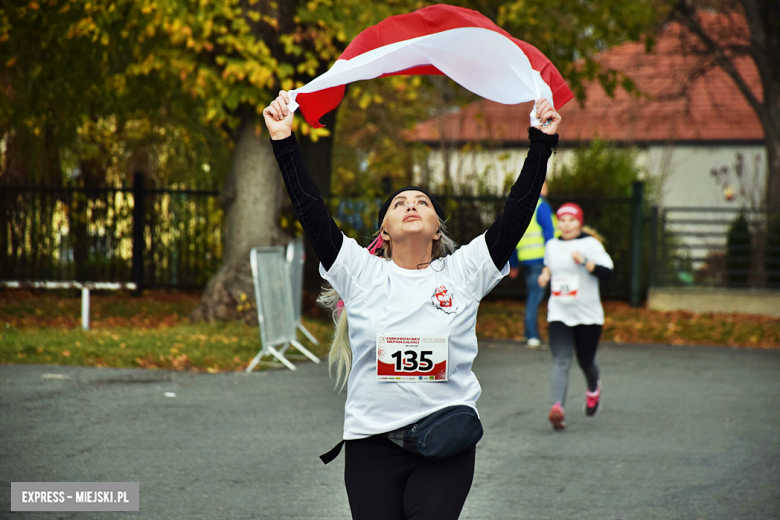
[408,12,763,145]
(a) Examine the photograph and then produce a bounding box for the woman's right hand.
[262,90,294,140]
[537,267,551,288]
[533,98,561,135]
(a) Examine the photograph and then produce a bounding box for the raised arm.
[263,91,343,270]
[484,99,561,271]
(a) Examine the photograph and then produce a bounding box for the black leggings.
[548,321,602,407]
[344,435,475,520]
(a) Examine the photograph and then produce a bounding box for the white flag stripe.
[288,27,554,126]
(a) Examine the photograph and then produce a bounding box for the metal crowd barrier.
[286,238,319,346]
[247,246,320,372]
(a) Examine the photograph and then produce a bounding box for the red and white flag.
[287,4,573,128]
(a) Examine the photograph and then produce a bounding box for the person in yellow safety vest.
[509,181,558,348]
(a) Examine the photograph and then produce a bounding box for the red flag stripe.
[292,4,573,128]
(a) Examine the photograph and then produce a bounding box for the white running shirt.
[544,235,614,326]
[320,233,508,440]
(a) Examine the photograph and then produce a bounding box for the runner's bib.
[376,334,449,382]
[551,275,579,301]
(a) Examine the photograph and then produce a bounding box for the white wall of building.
[644,145,766,209]
[416,143,767,278]
[417,144,767,210]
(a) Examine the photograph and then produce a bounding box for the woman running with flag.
[264,90,561,519]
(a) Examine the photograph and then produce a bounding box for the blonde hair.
[582,225,606,243]
[317,218,456,392]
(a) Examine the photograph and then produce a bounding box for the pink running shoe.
[548,402,566,431]
[585,382,601,417]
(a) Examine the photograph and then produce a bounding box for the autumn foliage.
[476,300,780,350]
[1,291,777,375]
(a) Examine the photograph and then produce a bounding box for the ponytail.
[316,288,351,393]
[582,225,605,243]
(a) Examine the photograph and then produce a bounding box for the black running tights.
[548,321,602,406]
[344,435,475,520]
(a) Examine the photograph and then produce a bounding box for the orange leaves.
[65,16,98,40]
[219,58,273,104]
[297,122,331,142]
[163,19,194,46]
[133,355,156,368]
[220,61,245,81]
[206,334,238,344]
[169,353,190,370]
[476,300,780,349]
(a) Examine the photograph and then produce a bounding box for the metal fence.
[0,174,224,289]
[2,178,653,301]
[331,183,648,303]
[650,206,780,289]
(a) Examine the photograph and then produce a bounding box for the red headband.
[556,203,584,226]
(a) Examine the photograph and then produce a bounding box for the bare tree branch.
[671,1,765,126]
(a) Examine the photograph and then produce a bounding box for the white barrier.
[286,238,319,346]
[247,247,321,372]
[0,280,138,330]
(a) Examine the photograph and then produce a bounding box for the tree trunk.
[71,157,102,280]
[191,114,288,322]
[766,122,780,209]
[673,1,780,207]
[741,0,780,208]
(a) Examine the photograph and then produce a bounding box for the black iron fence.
[650,206,780,289]
[333,182,649,303]
[8,176,773,298]
[0,174,224,289]
[3,178,652,301]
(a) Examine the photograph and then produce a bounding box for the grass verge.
[1,291,777,373]
[0,290,332,372]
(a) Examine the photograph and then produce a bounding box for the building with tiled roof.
[407,12,767,210]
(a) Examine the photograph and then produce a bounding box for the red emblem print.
[431,285,458,314]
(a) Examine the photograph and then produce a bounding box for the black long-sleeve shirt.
[271,127,558,271]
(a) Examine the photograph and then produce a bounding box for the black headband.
[377,186,446,231]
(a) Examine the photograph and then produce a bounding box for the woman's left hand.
[534,98,561,135]
[573,251,596,273]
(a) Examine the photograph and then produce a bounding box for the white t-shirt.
[544,235,614,326]
[320,233,508,440]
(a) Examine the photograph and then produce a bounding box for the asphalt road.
[1,341,779,520]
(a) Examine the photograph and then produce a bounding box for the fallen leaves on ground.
[2,291,777,376]
[476,300,780,349]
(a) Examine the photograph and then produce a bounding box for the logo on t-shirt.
[431,285,458,314]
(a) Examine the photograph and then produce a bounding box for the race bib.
[376,334,449,382]
[551,275,579,301]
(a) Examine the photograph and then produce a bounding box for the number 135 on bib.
[376,334,449,382]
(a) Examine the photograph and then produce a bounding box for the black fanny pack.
[320,405,483,464]
[387,405,483,459]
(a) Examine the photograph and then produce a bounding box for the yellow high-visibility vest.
[515,199,558,262]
